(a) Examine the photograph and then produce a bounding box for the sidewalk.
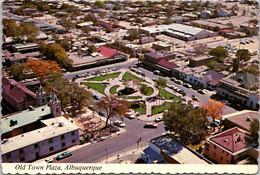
[99,148,145,164]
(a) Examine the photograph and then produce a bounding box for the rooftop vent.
[21,135,24,137]
[58,122,64,127]
[42,107,44,111]
[2,139,8,144]
[10,120,18,127]
[29,106,35,111]
[246,117,251,121]
[224,139,228,142]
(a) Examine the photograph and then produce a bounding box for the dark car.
[221,100,231,106]
[98,111,105,116]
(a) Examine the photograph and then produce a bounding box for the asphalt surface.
[57,117,165,163]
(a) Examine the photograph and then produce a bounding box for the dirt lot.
[73,113,119,140]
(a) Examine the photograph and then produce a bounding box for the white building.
[139,24,218,41]
[1,117,79,163]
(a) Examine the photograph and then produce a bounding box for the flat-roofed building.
[189,55,216,67]
[10,43,39,53]
[76,21,93,28]
[1,116,79,163]
[152,42,171,51]
[221,110,259,132]
[139,24,218,41]
[191,20,232,31]
[141,134,210,164]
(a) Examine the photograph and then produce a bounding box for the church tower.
[36,85,47,106]
[49,93,62,117]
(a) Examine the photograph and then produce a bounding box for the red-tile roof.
[210,128,250,153]
[2,77,36,103]
[97,46,118,58]
[158,58,176,69]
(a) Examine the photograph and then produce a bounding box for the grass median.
[122,72,145,82]
[82,82,106,95]
[109,85,120,95]
[158,88,183,101]
[84,72,120,81]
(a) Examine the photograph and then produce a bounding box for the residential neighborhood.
[1,0,259,169]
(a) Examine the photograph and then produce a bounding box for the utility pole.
[106,147,108,163]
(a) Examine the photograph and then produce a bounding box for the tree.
[61,17,75,28]
[20,22,39,42]
[213,26,220,32]
[60,39,71,52]
[163,103,209,144]
[203,100,225,131]
[96,95,130,127]
[249,19,258,25]
[94,0,105,8]
[39,42,73,70]
[81,26,91,36]
[236,49,251,61]
[126,29,140,41]
[155,78,167,89]
[88,45,97,53]
[242,65,259,76]
[209,46,228,62]
[194,43,207,56]
[247,119,259,145]
[70,84,93,115]
[45,73,72,109]
[163,18,173,25]
[232,57,240,72]
[26,60,61,84]
[208,61,220,71]
[9,63,26,81]
[3,19,21,41]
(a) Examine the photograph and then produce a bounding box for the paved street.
[57,117,165,163]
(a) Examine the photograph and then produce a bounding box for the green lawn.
[109,85,120,95]
[152,102,182,115]
[122,72,145,82]
[84,72,120,81]
[82,82,106,95]
[130,102,146,115]
[139,84,154,96]
[158,88,183,101]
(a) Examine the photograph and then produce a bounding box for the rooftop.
[1,104,51,135]
[221,110,259,132]
[209,127,251,154]
[192,20,230,30]
[1,117,79,154]
[151,134,209,164]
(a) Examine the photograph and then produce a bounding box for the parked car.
[210,120,221,127]
[92,94,101,100]
[170,85,177,90]
[192,95,199,101]
[56,151,72,160]
[154,70,160,75]
[98,111,105,116]
[45,158,53,163]
[245,40,250,44]
[152,78,157,81]
[154,116,163,122]
[175,80,183,85]
[125,112,135,119]
[249,39,254,43]
[198,89,206,94]
[114,120,126,127]
[240,41,246,45]
[252,59,259,64]
[76,74,82,78]
[144,123,158,128]
[221,100,231,106]
[183,83,192,88]
[170,77,176,82]
[135,112,141,116]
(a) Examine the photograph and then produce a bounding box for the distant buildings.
[140,24,218,41]
[204,127,257,164]
[191,20,232,31]
[141,134,210,164]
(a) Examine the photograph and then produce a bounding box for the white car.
[114,120,126,127]
[126,112,135,119]
[154,116,163,122]
[45,158,53,163]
